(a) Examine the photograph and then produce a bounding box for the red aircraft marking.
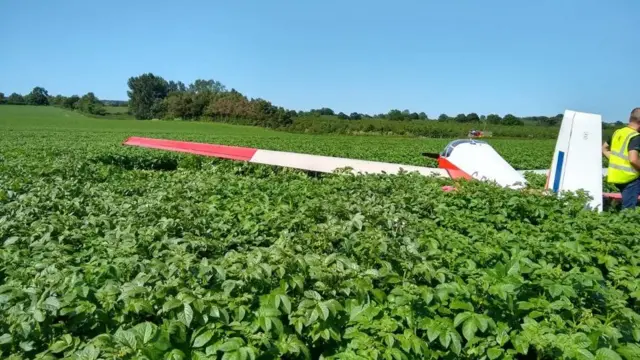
[124,136,629,200]
[437,157,472,180]
[123,137,258,161]
[602,193,640,200]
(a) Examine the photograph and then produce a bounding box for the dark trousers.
[615,177,640,209]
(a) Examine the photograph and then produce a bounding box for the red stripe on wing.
[123,137,258,161]
[437,157,472,180]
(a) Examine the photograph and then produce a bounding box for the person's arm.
[602,141,611,159]
[628,137,640,171]
[628,150,640,171]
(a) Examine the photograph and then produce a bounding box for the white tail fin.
[547,110,603,211]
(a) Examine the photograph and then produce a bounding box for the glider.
[122,110,617,212]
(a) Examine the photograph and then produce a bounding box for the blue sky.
[1,0,638,122]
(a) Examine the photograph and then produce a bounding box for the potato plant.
[0,107,636,359]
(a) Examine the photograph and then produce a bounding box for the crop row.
[1,121,639,359]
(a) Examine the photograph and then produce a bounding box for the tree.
[387,109,404,121]
[168,80,187,93]
[418,112,428,120]
[438,114,449,122]
[537,114,562,126]
[127,73,170,119]
[165,92,194,119]
[7,93,25,105]
[0,92,5,104]
[77,92,106,115]
[188,79,226,94]
[502,114,523,126]
[466,113,480,122]
[63,95,80,109]
[337,112,349,120]
[50,95,65,106]
[486,114,502,124]
[349,112,362,120]
[313,108,334,116]
[26,87,49,105]
[454,113,467,123]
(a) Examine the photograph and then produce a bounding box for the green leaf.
[427,326,439,343]
[307,308,319,325]
[576,348,596,360]
[279,295,291,314]
[163,299,183,312]
[487,347,504,359]
[50,340,70,353]
[192,351,211,360]
[381,333,393,348]
[219,338,243,352]
[272,317,284,335]
[496,330,509,346]
[3,236,18,246]
[235,306,246,322]
[453,312,471,327]
[317,302,330,320]
[462,320,477,341]
[595,348,622,360]
[449,331,462,355]
[33,309,45,322]
[528,311,544,319]
[19,341,34,352]
[133,322,157,344]
[549,284,563,298]
[617,344,640,360]
[450,300,473,312]
[76,344,100,360]
[573,332,592,349]
[304,290,321,301]
[115,329,137,349]
[476,315,489,332]
[0,334,12,345]
[222,351,241,360]
[193,330,214,348]
[241,346,256,360]
[179,303,194,328]
[514,336,529,355]
[44,296,61,311]
[165,349,186,360]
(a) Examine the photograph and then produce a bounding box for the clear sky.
[1,0,638,122]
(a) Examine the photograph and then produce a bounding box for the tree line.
[125,74,296,128]
[3,74,617,139]
[0,87,110,116]
[125,73,571,127]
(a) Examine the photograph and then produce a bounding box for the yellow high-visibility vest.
[607,126,640,184]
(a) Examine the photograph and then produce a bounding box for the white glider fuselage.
[122,109,608,211]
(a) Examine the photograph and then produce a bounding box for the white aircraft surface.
[123,110,613,212]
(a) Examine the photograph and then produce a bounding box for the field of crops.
[0,105,557,170]
[1,106,639,359]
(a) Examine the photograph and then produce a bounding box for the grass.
[0,105,556,169]
[104,105,129,114]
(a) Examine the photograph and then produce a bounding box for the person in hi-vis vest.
[602,108,640,209]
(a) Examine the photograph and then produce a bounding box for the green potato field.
[0,106,639,360]
[0,105,556,170]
